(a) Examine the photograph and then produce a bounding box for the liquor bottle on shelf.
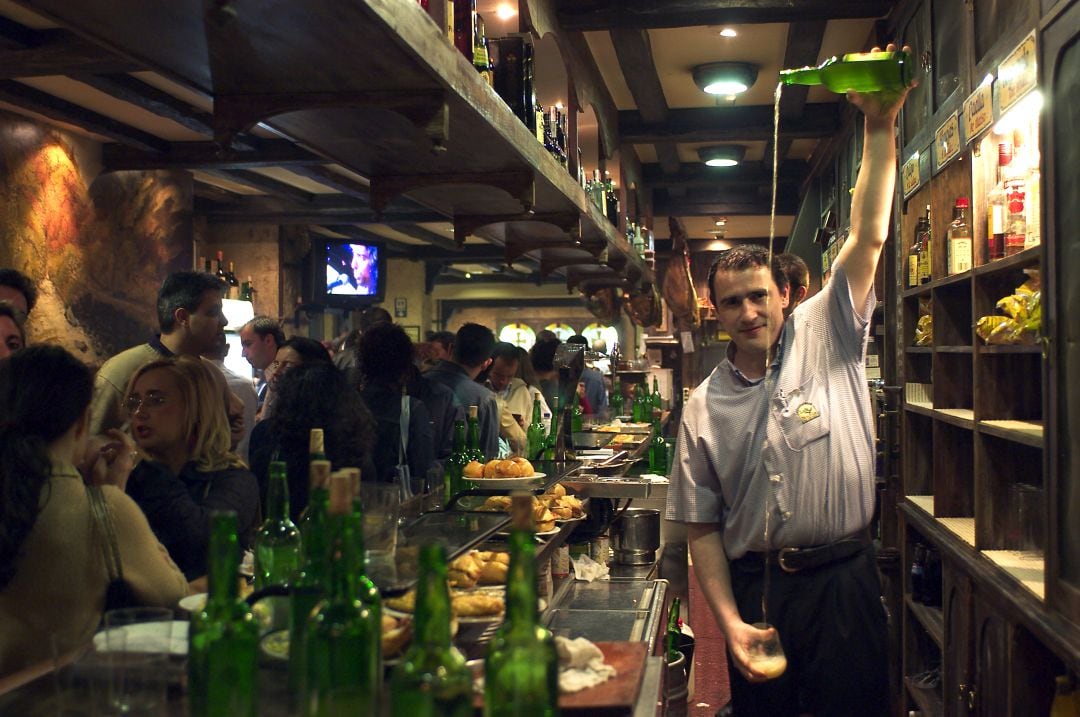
[526,396,546,462]
[1002,139,1029,257]
[240,275,254,302]
[484,495,559,717]
[226,261,241,300]
[910,544,925,603]
[556,109,568,169]
[389,543,473,717]
[305,473,382,716]
[987,143,1010,262]
[289,456,331,705]
[780,50,913,94]
[466,405,484,462]
[453,0,475,62]
[651,376,662,415]
[588,169,607,215]
[916,205,931,284]
[473,13,493,86]
[188,511,259,717]
[648,414,667,474]
[253,460,302,590]
[214,250,229,286]
[542,396,560,461]
[907,213,923,288]
[443,419,468,505]
[605,174,620,227]
[946,197,973,275]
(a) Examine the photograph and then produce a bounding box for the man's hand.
[725,620,783,683]
[846,44,916,130]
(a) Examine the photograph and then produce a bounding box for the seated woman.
[125,356,260,581]
[259,336,333,421]
[0,346,188,676]
[249,361,376,520]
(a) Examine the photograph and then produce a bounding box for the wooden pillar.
[566,78,580,185]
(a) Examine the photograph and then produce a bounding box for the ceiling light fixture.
[719,28,737,38]
[495,3,517,20]
[699,145,745,167]
[692,61,758,96]
[714,217,728,227]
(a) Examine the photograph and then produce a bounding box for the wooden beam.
[203,169,316,204]
[0,80,168,152]
[763,19,828,164]
[556,0,893,31]
[653,188,800,217]
[619,103,840,144]
[642,160,810,188]
[287,165,370,200]
[0,30,141,77]
[313,225,413,254]
[193,181,242,204]
[102,140,327,171]
[73,72,215,136]
[204,209,447,225]
[386,222,461,252]
[609,28,680,176]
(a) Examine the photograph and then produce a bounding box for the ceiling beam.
[102,140,328,171]
[763,20,828,165]
[642,160,809,188]
[609,28,681,177]
[0,79,168,152]
[73,72,215,136]
[204,208,447,225]
[0,29,141,77]
[287,165,370,200]
[203,169,316,204]
[620,103,840,145]
[556,0,893,31]
[386,222,461,252]
[193,181,242,204]
[313,225,413,254]
[653,188,800,217]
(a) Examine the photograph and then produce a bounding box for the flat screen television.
[319,239,387,308]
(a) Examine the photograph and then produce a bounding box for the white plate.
[93,621,189,655]
[470,472,546,488]
[178,592,207,613]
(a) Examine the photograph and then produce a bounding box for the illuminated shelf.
[978,419,1044,448]
[983,550,1045,601]
[908,495,935,515]
[938,518,976,547]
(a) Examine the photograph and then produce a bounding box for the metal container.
[610,508,661,566]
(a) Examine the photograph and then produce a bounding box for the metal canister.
[590,534,611,565]
[552,545,571,578]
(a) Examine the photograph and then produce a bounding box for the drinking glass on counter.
[360,482,401,584]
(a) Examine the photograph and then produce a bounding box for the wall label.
[934,112,961,168]
[998,31,1038,114]
[901,152,922,197]
[963,83,994,140]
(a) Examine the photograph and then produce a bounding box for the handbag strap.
[86,484,124,584]
[399,388,410,465]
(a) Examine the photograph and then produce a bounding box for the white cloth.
[555,636,616,693]
[570,554,609,583]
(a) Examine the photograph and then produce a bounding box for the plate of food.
[462,457,544,487]
[259,611,419,662]
[385,586,505,624]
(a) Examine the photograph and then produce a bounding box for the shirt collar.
[724,321,790,385]
[148,334,175,357]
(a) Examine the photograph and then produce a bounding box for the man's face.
[488,356,519,393]
[0,286,28,315]
[182,289,227,355]
[240,326,277,370]
[0,315,24,359]
[431,342,451,361]
[711,266,788,362]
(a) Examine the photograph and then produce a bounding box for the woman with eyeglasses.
[0,346,188,677]
[124,356,260,580]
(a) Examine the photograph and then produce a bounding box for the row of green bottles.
[484,495,560,717]
[188,511,259,717]
[253,461,302,590]
[609,376,624,417]
[443,419,468,504]
[779,50,913,94]
[526,396,545,461]
[570,392,583,433]
[466,404,484,462]
[389,543,473,717]
[542,396,561,461]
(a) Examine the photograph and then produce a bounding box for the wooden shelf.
[902,283,933,299]
[983,550,1046,601]
[906,595,945,649]
[908,495,935,516]
[904,675,944,717]
[906,401,935,417]
[977,344,1042,354]
[935,345,972,353]
[906,346,932,354]
[973,246,1041,276]
[938,517,976,547]
[978,419,1044,448]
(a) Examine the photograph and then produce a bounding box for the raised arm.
[835,44,914,309]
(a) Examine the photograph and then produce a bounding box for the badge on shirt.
[796,402,820,423]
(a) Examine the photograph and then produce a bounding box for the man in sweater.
[424,323,500,458]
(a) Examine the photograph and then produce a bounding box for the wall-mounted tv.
[320,239,387,308]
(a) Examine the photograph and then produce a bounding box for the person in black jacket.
[124,356,260,580]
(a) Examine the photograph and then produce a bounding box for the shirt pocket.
[775,374,831,451]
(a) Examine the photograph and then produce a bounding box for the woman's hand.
[81,429,139,490]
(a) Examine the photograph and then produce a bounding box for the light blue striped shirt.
[665,265,877,559]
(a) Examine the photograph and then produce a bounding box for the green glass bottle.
[484,496,559,717]
[289,458,332,706]
[570,392,583,433]
[297,428,328,522]
[609,377,624,418]
[466,404,484,462]
[443,420,468,504]
[650,377,662,416]
[542,396,561,462]
[665,597,682,663]
[526,396,546,461]
[779,50,913,94]
[254,461,302,589]
[648,415,667,475]
[630,384,643,423]
[390,543,473,717]
[189,511,259,717]
[304,474,382,716]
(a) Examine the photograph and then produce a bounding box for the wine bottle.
[443,419,468,504]
[907,215,923,288]
[289,457,332,705]
[254,461,302,589]
[226,261,241,300]
[484,495,559,717]
[651,377,662,415]
[305,474,382,716]
[189,511,259,717]
[526,396,546,461]
[570,392,583,433]
[453,0,474,62]
[240,275,254,302]
[604,175,620,227]
[1002,140,1029,257]
[987,144,1009,262]
[947,198,973,275]
[473,13,493,86]
[542,396,560,462]
[609,377,624,418]
[779,50,913,94]
[466,405,484,462]
[648,415,667,475]
[665,597,682,664]
[390,543,473,717]
[215,250,229,287]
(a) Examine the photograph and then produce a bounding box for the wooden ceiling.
[0,0,895,271]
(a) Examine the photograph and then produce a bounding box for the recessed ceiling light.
[698,145,745,167]
[495,3,517,20]
[693,62,758,96]
[714,217,728,227]
[719,28,737,38]
[465,272,473,279]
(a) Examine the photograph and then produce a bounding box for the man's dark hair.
[359,306,392,332]
[706,245,789,312]
[359,321,414,384]
[452,323,496,368]
[530,337,560,373]
[427,330,454,350]
[0,269,37,314]
[565,334,588,346]
[490,341,521,365]
[776,252,810,294]
[0,302,26,345]
[279,336,333,365]
[242,316,285,346]
[157,272,225,333]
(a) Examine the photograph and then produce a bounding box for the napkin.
[571,553,610,582]
[555,636,616,693]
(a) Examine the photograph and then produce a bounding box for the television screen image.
[326,243,380,296]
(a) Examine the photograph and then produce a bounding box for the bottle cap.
[955,197,970,208]
[328,473,351,515]
[309,460,331,489]
[309,427,325,454]
[468,405,478,419]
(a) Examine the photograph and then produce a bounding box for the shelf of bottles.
[201,250,255,302]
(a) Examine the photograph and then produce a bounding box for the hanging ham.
[662,216,701,330]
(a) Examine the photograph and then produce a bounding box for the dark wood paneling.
[618,104,841,144]
[555,0,893,31]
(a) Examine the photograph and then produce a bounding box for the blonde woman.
[125,356,260,580]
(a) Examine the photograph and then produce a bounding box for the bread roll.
[451,592,505,616]
[547,482,566,498]
[478,560,508,585]
[463,460,484,479]
[381,615,412,657]
[483,459,501,478]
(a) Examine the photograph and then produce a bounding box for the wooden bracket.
[213,89,448,150]
[566,266,625,291]
[368,171,535,234]
[541,253,610,278]
[452,207,571,247]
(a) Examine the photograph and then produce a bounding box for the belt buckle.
[778,547,801,573]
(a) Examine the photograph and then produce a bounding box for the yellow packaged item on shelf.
[914,315,933,346]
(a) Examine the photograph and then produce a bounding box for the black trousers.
[725,544,889,717]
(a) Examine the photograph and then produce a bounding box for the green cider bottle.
[484,495,560,717]
[542,396,561,462]
[631,383,644,423]
[304,473,382,716]
[779,50,913,94]
[648,415,667,474]
[570,391,583,433]
[466,404,484,462]
[288,458,332,706]
[390,543,473,717]
[665,597,682,664]
[188,511,259,717]
[443,419,468,504]
[526,396,546,462]
[650,377,662,415]
[609,377,624,418]
[254,460,302,589]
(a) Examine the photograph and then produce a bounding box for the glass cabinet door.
[931,0,965,109]
[973,0,1034,63]
[901,1,931,148]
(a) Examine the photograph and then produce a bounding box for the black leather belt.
[738,532,871,573]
